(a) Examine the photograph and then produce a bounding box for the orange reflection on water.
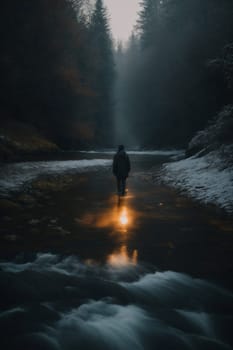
[119,207,129,226]
[76,195,136,233]
[75,194,139,267]
[107,245,138,267]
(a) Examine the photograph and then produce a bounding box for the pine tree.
[90,0,114,86]
[137,0,159,48]
[89,0,115,144]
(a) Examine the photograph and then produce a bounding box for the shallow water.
[0,151,232,349]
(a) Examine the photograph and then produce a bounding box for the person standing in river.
[113,145,131,196]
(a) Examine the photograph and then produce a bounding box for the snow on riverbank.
[161,149,233,213]
[0,159,111,195]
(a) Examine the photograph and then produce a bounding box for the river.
[0,151,232,350]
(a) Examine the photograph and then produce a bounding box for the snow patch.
[0,159,111,195]
[161,149,233,213]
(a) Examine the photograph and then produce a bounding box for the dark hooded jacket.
[113,150,131,178]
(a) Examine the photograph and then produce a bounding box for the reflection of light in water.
[107,245,138,267]
[119,208,128,226]
[76,195,138,233]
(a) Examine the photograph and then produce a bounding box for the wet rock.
[17,194,36,205]
[75,197,85,201]
[4,234,18,241]
[32,175,74,193]
[0,199,21,213]
[168,241,175,249]
[54,226,71,236]
[2,216,12,221]
[30,228,40,234]
[29,219,40,225]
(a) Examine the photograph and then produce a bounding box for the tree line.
[0,0,115,148]
[1,0,233,149]
[115,0,233,147]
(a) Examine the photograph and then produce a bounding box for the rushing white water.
[0,253,232,350]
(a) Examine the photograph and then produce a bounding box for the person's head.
[118,145,124,152]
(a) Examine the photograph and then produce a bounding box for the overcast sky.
[104,0,140,42]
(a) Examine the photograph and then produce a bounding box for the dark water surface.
[0,152,233,350]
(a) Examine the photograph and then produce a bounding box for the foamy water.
[0,253,232,350]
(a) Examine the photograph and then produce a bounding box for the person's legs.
[122,178,126,195]
[117,177,127,195]
[117,177,121,194]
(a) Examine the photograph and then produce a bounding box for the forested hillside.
[1,0,233,152]
[0,0,115,149]
[115,0,233,148]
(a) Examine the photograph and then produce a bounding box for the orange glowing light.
[75,195,138,233]
[119,209,128,226]
[107,245,138,267]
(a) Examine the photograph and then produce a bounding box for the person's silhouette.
[113,145,131,196]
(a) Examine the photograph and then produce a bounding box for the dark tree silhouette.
[114,0,233,148]
[0,0,115,148]
[88,0,115,145]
